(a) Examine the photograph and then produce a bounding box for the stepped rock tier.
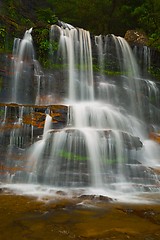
[0,23,160,201]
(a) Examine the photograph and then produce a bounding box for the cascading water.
[50,24,94,101]
[10,28,36,104]
[0,23,160,201]
[133,45,151,76]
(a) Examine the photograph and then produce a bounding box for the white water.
[1,24,160,202]
[11,28,35,103]
[50,25,94,101]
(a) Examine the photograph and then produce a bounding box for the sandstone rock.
[124,30,148,46]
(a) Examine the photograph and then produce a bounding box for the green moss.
[104,70,122,76]
[0,108,5,116]
[59,150,88,161]
[93,64,122,76]
[59,150,126,164]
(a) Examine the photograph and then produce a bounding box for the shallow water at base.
[1,183,160,204]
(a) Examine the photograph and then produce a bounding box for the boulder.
[124,30,148,46]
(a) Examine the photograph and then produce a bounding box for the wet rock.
[56,190,67,196]
[98,195,114,202]
[78,194,113,202]
[0,187,13,194]
[144,210,156,217]
[0,187,4,193]
[123,208,134,214]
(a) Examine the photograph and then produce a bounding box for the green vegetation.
[0,0,160,72]
[149,67,160,81]
[59,150,126,164]
[0,108,5,116]
[36,8,58,25]
[59,150,88,161]
[51,0,160,48]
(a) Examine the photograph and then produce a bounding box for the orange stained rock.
[149,132,160,144]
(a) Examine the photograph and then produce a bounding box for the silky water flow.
[0,24,160,201]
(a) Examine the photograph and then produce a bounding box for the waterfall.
[133,45,151,74]
[22,28,150,190]
[10,28,36,104]
[50,25,94,101]
[1,24,160,200]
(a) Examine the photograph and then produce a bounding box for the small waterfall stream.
[11,28,36,104]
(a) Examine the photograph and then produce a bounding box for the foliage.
[149,67,160,81]
[36,8,58,25]
[32,28,50,65]
[32,27,59,68]
[125,0,160,49]
[1,0,160,71]
[50,0,160,48]
[50,0,126,35]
